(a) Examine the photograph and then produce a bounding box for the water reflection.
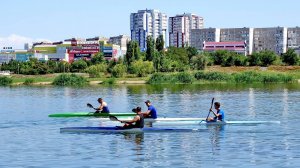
[207,125,225,155]
[122,133,144,158]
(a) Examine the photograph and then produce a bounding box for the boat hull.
[60,126,200,133]
[90,117,207,122]
[153,120,281,126]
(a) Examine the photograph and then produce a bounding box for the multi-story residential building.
[287,27,300,47]
[220,28,254,55]
[253,27,287,55]
[190,28,220,50]
[108,35,131,55]
[130,9,167,51]
[169,13,204,47]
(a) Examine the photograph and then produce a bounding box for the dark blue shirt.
[214,109,225,121]
[148,105,157,119]
[102,106,110,113]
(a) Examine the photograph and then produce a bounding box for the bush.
[173,72,194,84]
[147,73,172,84]
[85,64,107,78]
[131,60,154,77]
[0,76,13,86]
[102,78,116,85]
[260,50,278,66]
[71,60,88,72]
[281,49,299,65]
[194,71,232,81]
[233,71,294,83]
[112,64,127,78]
[190,54,208,70]
[24,78,35,85]
[52,74,88,86]
[234,55,248,66]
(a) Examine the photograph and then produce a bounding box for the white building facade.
[169,13,204,47]
[130,9,167,51]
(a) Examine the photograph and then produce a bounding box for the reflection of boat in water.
[153,120,281,126]
[60,126,200,133]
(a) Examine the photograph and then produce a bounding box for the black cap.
[145,100,151,103]
[132,107,142,113]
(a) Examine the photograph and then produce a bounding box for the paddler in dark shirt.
[121,107,144,129]
[95,98,110,113]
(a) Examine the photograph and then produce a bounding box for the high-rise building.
[191,28,220,50]
[220,28,254,55]
[169,13,204,47]
[287,27,300,48]
[130,9,167,51]
[253,27,287,55]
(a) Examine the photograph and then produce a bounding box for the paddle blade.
[109,116,119,121]
[87,103,94,109]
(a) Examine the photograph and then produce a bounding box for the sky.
[1,0,300,49]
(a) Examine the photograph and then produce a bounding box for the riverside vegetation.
[1,35,300,86]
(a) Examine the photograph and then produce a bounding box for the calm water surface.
[0,84,300,167]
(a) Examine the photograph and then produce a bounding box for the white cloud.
[0,34,51,49]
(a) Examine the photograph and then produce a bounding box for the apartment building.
[190,28,220,50]
[220,28,254,55]
[253,27,287,55]
[130,9,167,51]
[169,13,204,47]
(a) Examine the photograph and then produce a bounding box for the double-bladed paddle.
[87,103,96,110]
[109,115,122,122]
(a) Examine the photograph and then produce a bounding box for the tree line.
[1,35,300,77]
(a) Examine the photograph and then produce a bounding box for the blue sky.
[1,0,300,49]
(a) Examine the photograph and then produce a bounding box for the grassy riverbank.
[2,66,300,86]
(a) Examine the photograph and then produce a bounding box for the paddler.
[206,102,225,122]
[121,107,144,129]
[142,100,157,119]
[95,98,110,113]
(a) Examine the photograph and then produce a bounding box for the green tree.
[165,47,189,64]
[260,50,277,66]
[131,60,154,77]
[186,47,198,61]
[91,52,104,64]
[112,64,127,78]
[155,35,164,52]
[190,53,208,70]
[282,48,299,65]
[248,52,261,66]
[125,41,140,67]
[153,51,164,72]
[85,63,107,78]
[146,36,155,61]
[71,60,88,72]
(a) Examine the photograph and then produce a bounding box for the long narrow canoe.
[90,117,207,122]
[60,126,200,133]
[153,120,281,126]
[49,112,135,117]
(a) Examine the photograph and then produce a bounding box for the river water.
[0,84,300,167]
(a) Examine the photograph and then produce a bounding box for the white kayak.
[90,117,207,122]
[153,120,281,126]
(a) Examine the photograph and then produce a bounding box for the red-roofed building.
[203,41,247,55]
